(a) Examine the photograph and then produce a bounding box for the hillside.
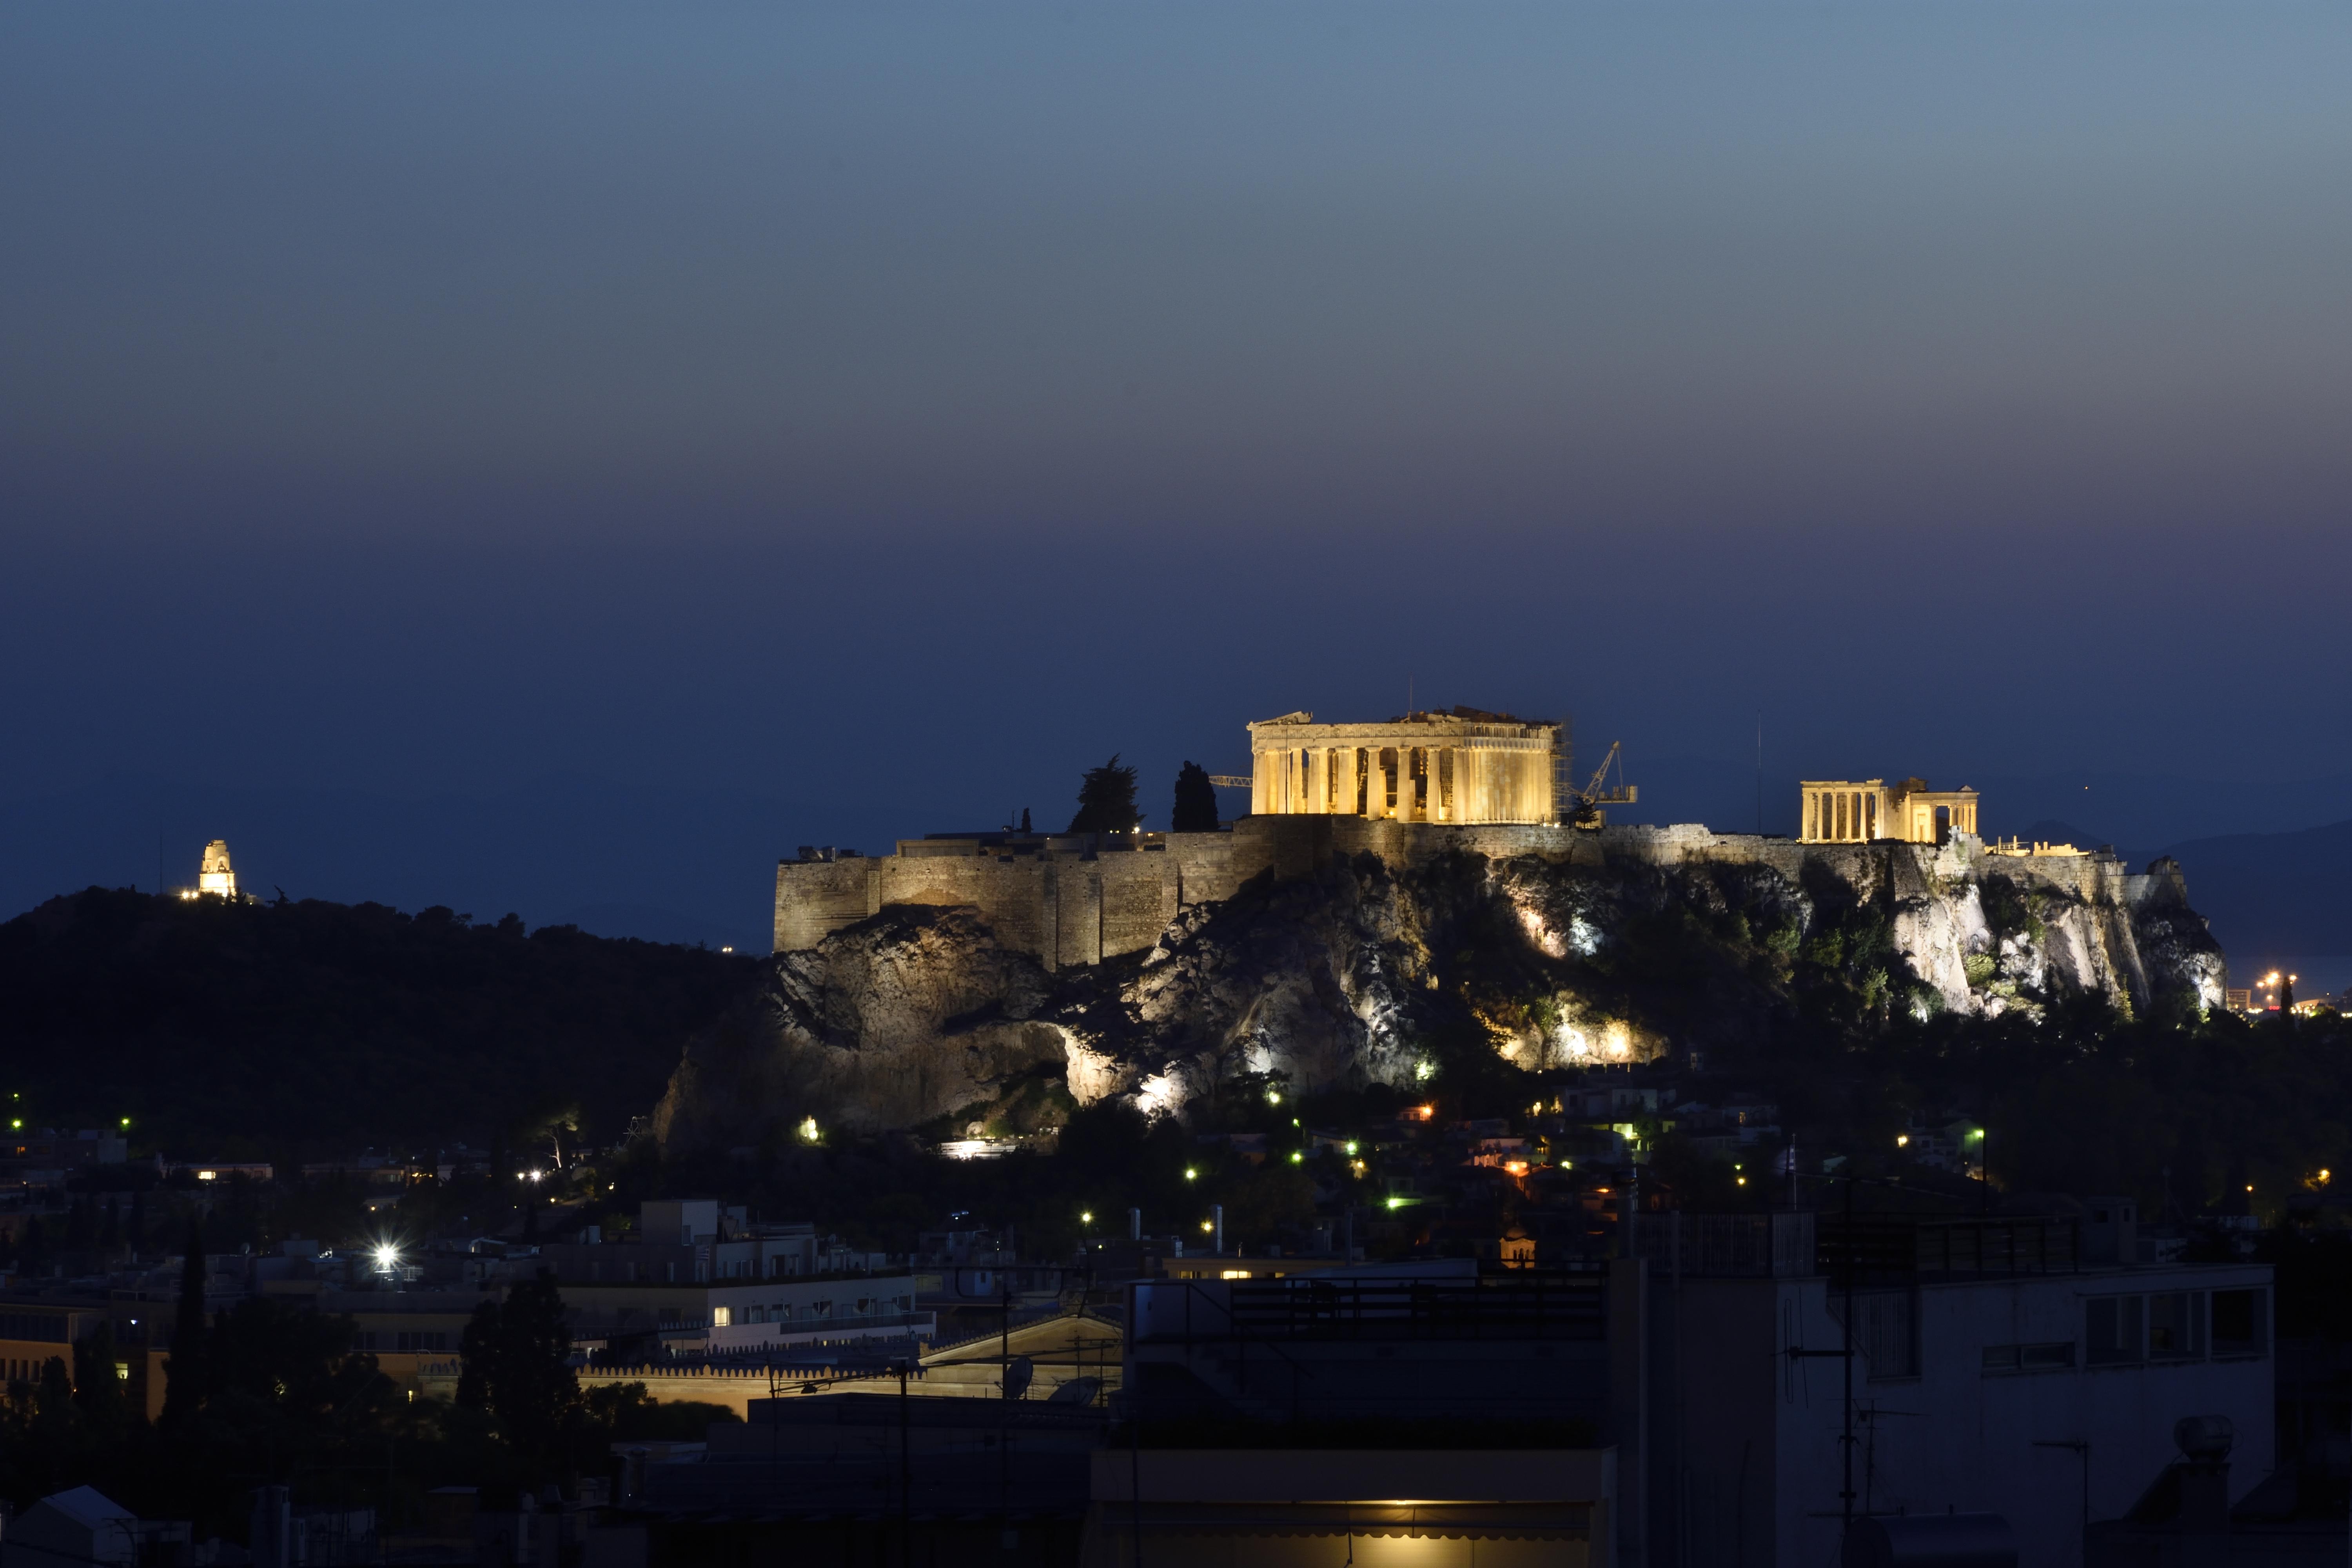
[657,838,2224,1148]
[0,887,757,1156]
[2017,815,2352,959]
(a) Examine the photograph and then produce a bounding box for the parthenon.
[1247,708,1561,825]
[1799,777,1979,844]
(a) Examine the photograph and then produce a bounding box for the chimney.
[1127,1208,1141,1241]
[1212,1204,1225,1255]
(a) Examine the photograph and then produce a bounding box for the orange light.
[1503,1160,1530,1177]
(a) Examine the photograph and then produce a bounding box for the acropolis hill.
[663,709,2230,1143]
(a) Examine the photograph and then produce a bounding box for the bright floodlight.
[374,1243,398,1269]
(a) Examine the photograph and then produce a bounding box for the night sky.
[7,3,2350,949]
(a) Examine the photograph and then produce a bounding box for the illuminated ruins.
[1243,708,1561,824]
[1798,777,1980,844]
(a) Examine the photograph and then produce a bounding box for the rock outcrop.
[656,836,2225,1151]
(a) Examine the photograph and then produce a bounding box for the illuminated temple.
[1798,777,1979,844]
[1245,708,1560,825]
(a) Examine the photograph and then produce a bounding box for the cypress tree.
[1066,755,1142,834]
[1171,762,1220,833]
[160,1218,208,1430]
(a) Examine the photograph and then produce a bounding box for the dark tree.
[1020,808,1032,833]
[458,1270,579,1475]
[71,1323,130,1443]
[1066,755,1142,834]
[161,1219,208,1430]
[1172,762,1220,833]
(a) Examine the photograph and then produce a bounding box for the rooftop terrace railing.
[1135,1272,1607,1345]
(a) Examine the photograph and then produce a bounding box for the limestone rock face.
[652,905,1061,1149]
[656,841,2227,1149]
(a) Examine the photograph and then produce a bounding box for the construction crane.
[1563,740,1637,829]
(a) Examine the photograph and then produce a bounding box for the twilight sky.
[5,2,2351,943]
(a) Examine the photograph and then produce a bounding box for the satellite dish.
[1004,1356,1034,1401]
[1045,1376,1101,1406]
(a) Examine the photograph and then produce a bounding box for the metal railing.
[1138,1272,1606,1343]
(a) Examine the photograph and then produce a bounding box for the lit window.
[712,1307,732,1327]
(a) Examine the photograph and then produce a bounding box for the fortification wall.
[775,831,1273,968]
[775,816,2155,964]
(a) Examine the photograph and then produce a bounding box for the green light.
[1289,1151,1303,1164]
[120,1118,131,1128]
[7,1120,18,1131]
[1967,1129,1985,1141]
[1385,1196,1406,1210]
[1184,1167,1197,1181]
[1344,1141,1357,1156]
[1080,1211,1093,1224]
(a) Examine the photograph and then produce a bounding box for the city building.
[1628,1207,2274,1567]
[537,1201,889,1284]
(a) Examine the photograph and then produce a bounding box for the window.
[1857,1290,1918,1380]
[2212,1289,2267,1357]
[1984,1342,2076,1374]
[2149,1292,2205,1360]
[2087,1296,2144,1365]
[712,1307,732,1327]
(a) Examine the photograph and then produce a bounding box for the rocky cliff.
[654,838,2225,1151]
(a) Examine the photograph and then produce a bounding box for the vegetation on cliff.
[0,887,755,1154]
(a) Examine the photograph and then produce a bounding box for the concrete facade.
[1631,1214,2273,1568]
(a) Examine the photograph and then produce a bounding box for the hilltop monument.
[191,840,239,900]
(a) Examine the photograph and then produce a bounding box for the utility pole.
[2032,1439,2089,1568]
[895,1357,913,1568]
[1841,1171,1855,1537]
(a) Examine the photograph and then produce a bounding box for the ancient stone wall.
[775,817,2170,983]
